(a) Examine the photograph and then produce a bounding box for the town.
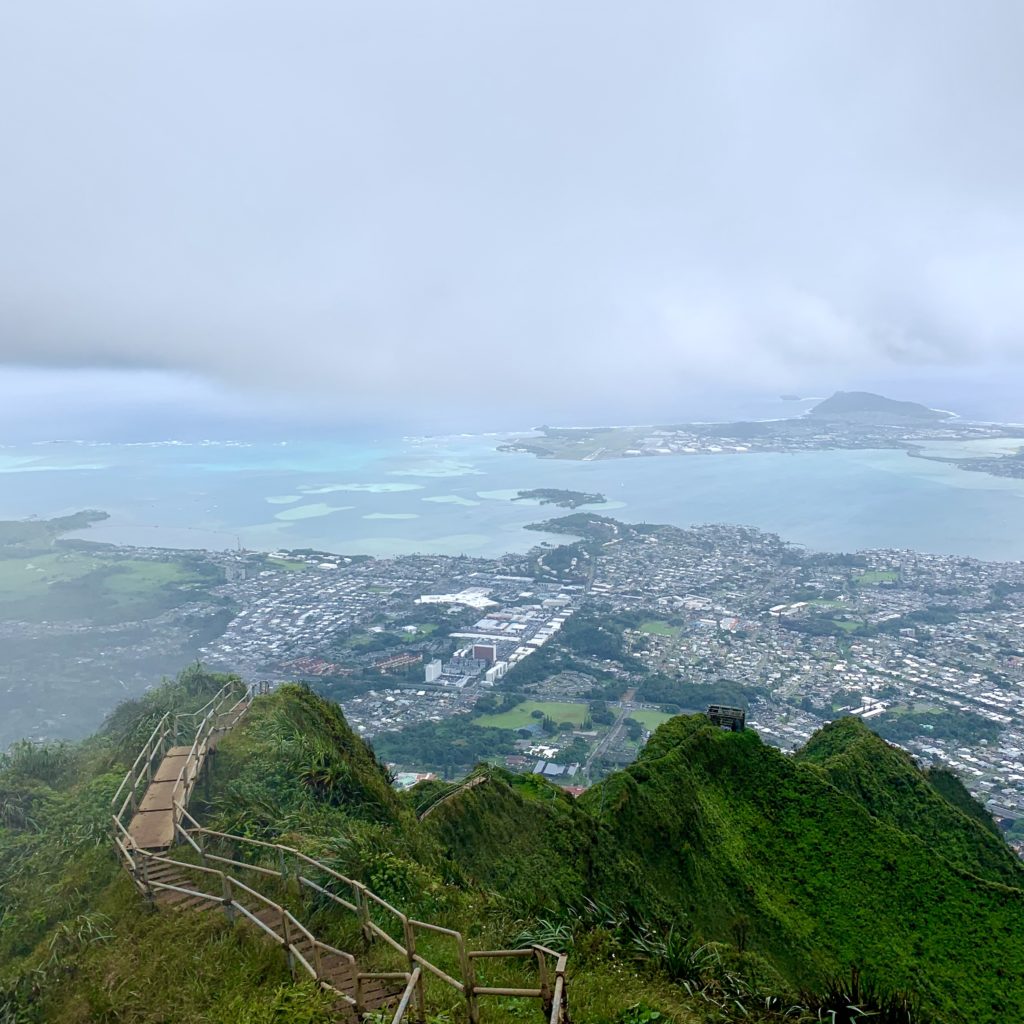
[6,506,1020,851]
[181,513,1024,853]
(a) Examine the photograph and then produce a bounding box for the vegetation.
[512,489,607,508]
[0,547,223,625]
[626,710,675,731]
[808,391,951,422]
[639,620,683,637]
[472,700,590,730]
[854,569,900,585]
[0,510,109,553]
[3,671,1021,1023]
[580,715,1024,1021]
[370,715,520,777]
[872,707,1000,746]
[636,674,766,710]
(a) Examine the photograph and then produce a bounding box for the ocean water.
[2,434,1024,561]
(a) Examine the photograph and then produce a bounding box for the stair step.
[156,890,218,910]
[319,952,352,967]
[145,865,189,880]
[147,873,190,889]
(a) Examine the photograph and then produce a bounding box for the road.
[584,695,637,777]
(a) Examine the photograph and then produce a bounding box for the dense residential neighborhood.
[180,515,1024,851]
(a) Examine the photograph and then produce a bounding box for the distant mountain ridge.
[808,390,953,422]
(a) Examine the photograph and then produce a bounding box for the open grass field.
[0,551,100,597]
[0,550,206,624]
[854,569,900,585]
[472,700,590,729]
[626,709,676,731]
[639,619,682,637]
[266,556,312,571]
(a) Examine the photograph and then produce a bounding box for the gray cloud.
[2,1,1023,420]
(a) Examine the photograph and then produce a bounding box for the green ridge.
[4,674,1023,1023]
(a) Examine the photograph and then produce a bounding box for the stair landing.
[127,746,192,850]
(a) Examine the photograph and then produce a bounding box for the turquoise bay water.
[2,435,1024,560]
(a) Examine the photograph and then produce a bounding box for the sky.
[2,1,1023,434]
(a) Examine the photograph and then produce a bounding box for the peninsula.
[499,390,1024,480]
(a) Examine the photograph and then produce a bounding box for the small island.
[512,488,606,509]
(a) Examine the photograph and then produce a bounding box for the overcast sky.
[2,1,1023,431]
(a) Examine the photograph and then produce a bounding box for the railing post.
[129,767,138,813]
[535,947,553,1017]
[282,911,295,979]
[354,975,365,1016]
[356,883,373,945]
[139,854,152,900]
[457,933,479,1024]
[402,918,426,1023]
[221,873,236,923]
[553,964,567,1024]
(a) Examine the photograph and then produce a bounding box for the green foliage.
[206,684,405,837]
[799,968,924,1024]
[636,674,766,710]
[371,715,520,775]
[5,668,1022,1024]
[615,1004,664,1024]
[872,708,999,745]
[578,714,1024,1022]
[926,766,1001,835]
[796,717,1019,885]
[100,663,243,760]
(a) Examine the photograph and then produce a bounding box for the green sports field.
[472,700,590,729]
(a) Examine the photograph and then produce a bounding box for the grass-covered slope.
[421,767,656,917]
[0,669,343,1024]
[6,674,1024,1024]
[205,684,408,835]
[576,715,1024,1022]
[795,716,1021,886]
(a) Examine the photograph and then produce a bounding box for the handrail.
[391,967,421,1024]
[112,682,248,839]
[114,682,569,1023]
[178,814,570,1020]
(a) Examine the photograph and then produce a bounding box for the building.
[707,704,746,732]
[424,659,442,683]
[472,643,498,666]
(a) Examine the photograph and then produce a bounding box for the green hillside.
[795,716,1021,886]
[3,674,1022,1024]
[576,715,1024,1021]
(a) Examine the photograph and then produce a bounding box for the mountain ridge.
[2,672,1021,1023]
[808,391,953,422]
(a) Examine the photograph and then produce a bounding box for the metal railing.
[168,809,568,1024]
[111,682,252,840]
[111,687,569,1024]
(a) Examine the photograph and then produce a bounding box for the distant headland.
[498,391,1024,481]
